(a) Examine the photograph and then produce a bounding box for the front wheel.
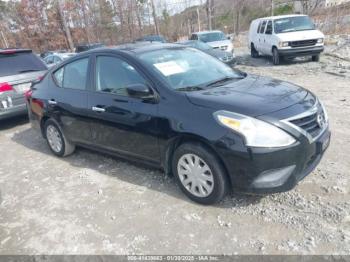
[172,143,229,205]
[44,119,75,157]
[272,48,280,65]
[312,54,320,62]
[251,44,259,58]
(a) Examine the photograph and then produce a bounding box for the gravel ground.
[0,48,349,255]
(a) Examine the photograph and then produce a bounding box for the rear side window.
[53,58,89,90]
[257,22,262,33]
[190,34,198,40]
[259,21,267,34]
[0,52,47,77]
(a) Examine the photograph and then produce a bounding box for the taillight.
[25,89,33,100]
[0,82,13,93]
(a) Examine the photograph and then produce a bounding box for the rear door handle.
[92,106,105,112]
[48,99,57,105]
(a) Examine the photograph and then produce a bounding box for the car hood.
[205,40,232,48]
[185,74,309,117]
[206,49,232,58]
[276,29,324,42]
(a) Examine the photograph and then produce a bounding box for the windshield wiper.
[18,69,41,73]
[176,86,204,92]
[205,76,244,87]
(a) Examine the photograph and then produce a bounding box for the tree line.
[0,0,331,52]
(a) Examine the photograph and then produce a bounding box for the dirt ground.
[0,48,349,255]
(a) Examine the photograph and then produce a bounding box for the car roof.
[88,43,182,54]
[254,14,307,21]
[192,30,224,35]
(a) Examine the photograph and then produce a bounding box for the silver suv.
[0,49,47,120]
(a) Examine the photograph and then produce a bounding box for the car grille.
[213,46,228,51]
[221,54,233,62]
[289,39,317,48]
[287,102,327,140]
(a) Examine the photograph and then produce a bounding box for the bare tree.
[58,0,74,50]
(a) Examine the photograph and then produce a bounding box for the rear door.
[46,56,92,144]
[87,53,160,164]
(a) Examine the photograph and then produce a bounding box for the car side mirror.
[126,84,155,102]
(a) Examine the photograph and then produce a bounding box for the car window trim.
[90,52,159,101]
[51,54,91,91]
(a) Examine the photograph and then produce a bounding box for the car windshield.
[274,16,315,34]
[0,52,47,77]
[198,32,226,43]
[192,41,212,50]
[138,48,243,91]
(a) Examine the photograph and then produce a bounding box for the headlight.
[214,111,296,147]
[317,38,324,43]
[279,41,289,48]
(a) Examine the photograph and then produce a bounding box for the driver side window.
[95,56,147,96]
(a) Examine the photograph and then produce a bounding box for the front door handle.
[92,106,105,112]
[48,99,57,105]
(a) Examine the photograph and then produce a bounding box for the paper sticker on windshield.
[154,61,185,76]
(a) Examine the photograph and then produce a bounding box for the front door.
[87,54,160,164]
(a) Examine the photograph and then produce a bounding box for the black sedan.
[26,43,330,205]
[177,40,235,64]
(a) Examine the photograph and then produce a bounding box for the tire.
[172,142,229,205]
[251,43,259,58]
[44,119,75,157]
[272,47,280,65]
[312,54,320,62]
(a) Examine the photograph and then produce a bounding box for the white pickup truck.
[248,14,325,65]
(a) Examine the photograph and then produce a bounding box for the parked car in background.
[135,35,167,43]
[44,53,76,67]
[40,50,69,59]
[40,51,54,59]
[177,40,235,65]
[190,30,234,53]
[249,14,325,65]
[0,49,47,120]
[75,43,104,53]
[27,43,330,205]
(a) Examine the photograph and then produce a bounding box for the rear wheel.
[44,119,75,157]
[251,43,259,58]
[172,142,229,205]
[272,47,280,65]
[312,54,320,62]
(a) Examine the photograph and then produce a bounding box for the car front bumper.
[278,46,324,57]
[215,127,331,194]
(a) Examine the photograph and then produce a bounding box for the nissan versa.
[26,43,330,205]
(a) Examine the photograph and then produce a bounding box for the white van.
[248,14,324,65]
